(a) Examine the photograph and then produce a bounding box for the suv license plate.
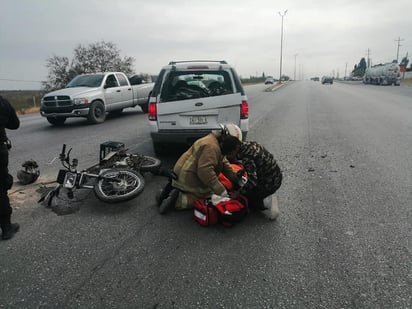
[190,116,208,125]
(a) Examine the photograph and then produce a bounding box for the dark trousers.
[0,145,12,225]
[244,169,282,210]
[244,187,267,210]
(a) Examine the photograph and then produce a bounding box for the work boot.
[261,194,280,221]
[156,182,174,207]
[1,223,20,240]
[159,189,179,215]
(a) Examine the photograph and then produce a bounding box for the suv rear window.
[160,70,233,103]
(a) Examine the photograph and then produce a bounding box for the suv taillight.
[240,100,249,119]
[148,102,157,121]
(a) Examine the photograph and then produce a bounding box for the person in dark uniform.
[0,96,20,240]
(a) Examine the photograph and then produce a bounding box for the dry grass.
[401,78,412,86]
[17,106,40,115]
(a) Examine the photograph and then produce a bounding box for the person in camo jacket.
[229,140,282,211]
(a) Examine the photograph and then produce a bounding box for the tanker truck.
[363,62,400,86]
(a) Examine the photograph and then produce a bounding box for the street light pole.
[345,62,348,80]
[278,10,287,84]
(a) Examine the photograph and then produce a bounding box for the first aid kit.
[193,194,248,227]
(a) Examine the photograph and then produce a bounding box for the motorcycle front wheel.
[94,168,145,203]
[139,155,162,173]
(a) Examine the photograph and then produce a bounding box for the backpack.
[193,195,248,227]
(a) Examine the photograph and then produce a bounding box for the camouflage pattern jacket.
[237,141,282,195]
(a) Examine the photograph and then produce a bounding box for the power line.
[0,78,43,83]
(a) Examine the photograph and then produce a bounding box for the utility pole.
[395,37,404,63]
[294,53,298,81]
[345,62,348,80]
[278,9,288,84]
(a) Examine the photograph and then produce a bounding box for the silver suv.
[148,60,249,154]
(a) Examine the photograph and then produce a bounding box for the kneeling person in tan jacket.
[158,124,243,214]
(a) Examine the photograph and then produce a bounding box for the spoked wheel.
[94,168,144,203]
[139,155,162,173]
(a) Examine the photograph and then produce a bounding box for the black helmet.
[17,160,40,185]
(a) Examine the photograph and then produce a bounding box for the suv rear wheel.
[153,142,165,155]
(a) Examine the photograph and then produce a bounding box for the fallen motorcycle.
[41,141,161,205]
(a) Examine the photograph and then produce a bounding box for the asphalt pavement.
[1,81,411,309]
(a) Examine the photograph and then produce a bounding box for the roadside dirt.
[8,175,56,209]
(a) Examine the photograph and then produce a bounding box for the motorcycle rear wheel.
[139,155,162,173]
[94,168,144,203]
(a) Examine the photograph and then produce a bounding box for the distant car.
[264,77,275,84]
[321,76,333,84]
[147,60,249,154]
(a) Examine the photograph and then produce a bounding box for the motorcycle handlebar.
[59,144,67,163]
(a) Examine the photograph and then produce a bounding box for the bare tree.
[42,55,76,91]
[43,41,135,91]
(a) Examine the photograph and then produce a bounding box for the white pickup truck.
[40,72,154,125]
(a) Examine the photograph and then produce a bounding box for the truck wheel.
[140,103,148,113]
[47,117,66,126]
[141,93,151,113]
[88,101,106,124]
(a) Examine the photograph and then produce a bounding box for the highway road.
[1,81,412,308]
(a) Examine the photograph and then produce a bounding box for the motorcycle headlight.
[73,98,89,105]
[63,172,77,189]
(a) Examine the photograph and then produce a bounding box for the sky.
[1,0,411,90]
